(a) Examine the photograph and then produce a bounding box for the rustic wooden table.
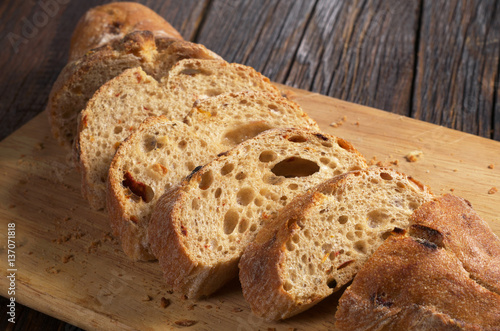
[0,0,499,329]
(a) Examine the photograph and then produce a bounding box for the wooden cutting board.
[1,85,499,330]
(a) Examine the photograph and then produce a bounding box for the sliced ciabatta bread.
[47,30,220,147]
[334,194,500,330]
[107,92,319,260]
[77,60,294,210]
[69,2,183,61]
[148,128,367,298]
[106,116,220,261]
[238,167,433,321]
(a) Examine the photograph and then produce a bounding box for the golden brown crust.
[47,31,220,148]
[69,2,183,61]
[335,235,500,330]
[409,194,500,295]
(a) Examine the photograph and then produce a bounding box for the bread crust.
[239,168,433,320]
[47,31,220,148]
[409,194,500,295]
[335,235,500,330]
[69,2,183,61]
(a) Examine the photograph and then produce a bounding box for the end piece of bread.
[148,128,367,298]
[409,194,500,295]
[335,235,500,330]
[69,2,183,61]
[107,91,319,260]
[77,59,292,210]
[47,31,220,148]
[239,167,433,321]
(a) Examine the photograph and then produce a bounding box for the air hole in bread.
[221,163,234,176]
[322,243,332,253]
[263,174,284,185]
[238,218,249,233]
[178,140,187,149]
[292,234,300,243]
[354,240,367,254]
[249,223,257,232]
[268,104,279,112]
[308,263,315,275]
[381,231,392,240]
[186,161,196,172]
[304,229,311,239]
[199,170,213,190]
[223,122,273,145]
[114,126,123,134]
[288,183,299,190]
[271,157,320,178]
[346,232,355,241]
[259,150,277,162]
[237,187,255,206]
[223,209,239,235]
[283,281,293,291]
[320,157,330,165]
[254,197,264,206]
[380,172,393,180]
[192,198,200,210]
[235,172,247,180]
[338,215,348,224]
[288,135,307,143]
[286,240,295,251]
[327,279,337,289]
[214,187,222,199]
[367,209,390,228]
[322,141,333,148]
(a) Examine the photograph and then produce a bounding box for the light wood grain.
[0,86,499,331]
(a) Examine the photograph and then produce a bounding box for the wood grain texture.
[285,0,421,115]
[0,85,499,331]
[412,0,500,139]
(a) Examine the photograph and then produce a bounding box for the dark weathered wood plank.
[412,0,500,139]
[0,0,208,142]
[194,0,317,83]
[285,0,420,115]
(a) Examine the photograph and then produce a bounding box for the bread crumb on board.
[62,254,74,263]
[488,164,495,169]
[405,150,423,162]
[142,295,152,302]
[488,187,498,194]
[329,115,347,128]
[174,320,197,327]
[160,297,170,308]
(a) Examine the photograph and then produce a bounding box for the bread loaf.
[239,168,433,320]
[106,91,318,260]
[47,31,220,148]
[77,59,289,210]
[335,194,500,330]
[148,128,367,298]
[69,2,183,61]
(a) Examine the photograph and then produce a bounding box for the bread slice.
[148,128,367,298]
[69,2,183,61]
[106,116,220,261]
[47,30,220,147]
[335,231,500,329]
[107,92,319,260]
[238,167,433,320]
[77,59,287,210]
